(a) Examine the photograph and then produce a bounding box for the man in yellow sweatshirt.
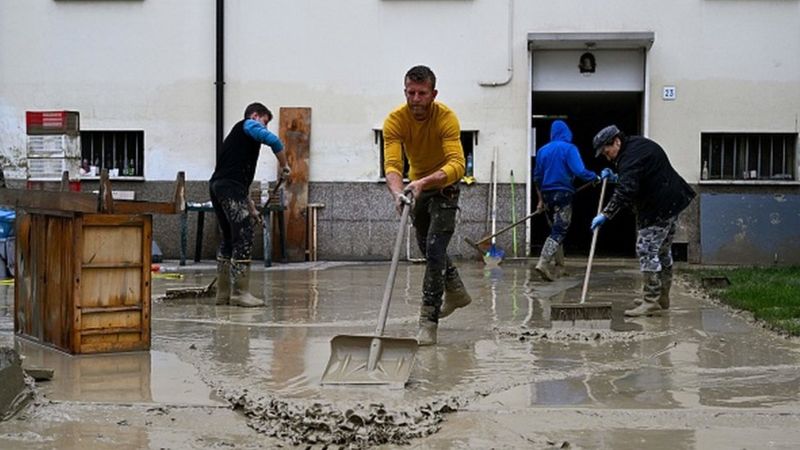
[383,65,472,345]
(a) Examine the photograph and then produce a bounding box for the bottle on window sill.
[701,160,709,180]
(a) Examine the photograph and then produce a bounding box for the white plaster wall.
[0,0,216,181]
[1,0,798,184]
[532,50,644,91]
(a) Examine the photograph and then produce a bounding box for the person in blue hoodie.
[533,120,600,281]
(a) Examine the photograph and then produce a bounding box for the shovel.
[550,178,613,329]
[320,194,418,387]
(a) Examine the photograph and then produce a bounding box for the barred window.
[81,130,144,178]
[701,133,797,181]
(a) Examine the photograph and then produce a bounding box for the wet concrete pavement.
[1,259,800,449]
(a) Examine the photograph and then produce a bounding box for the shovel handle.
[580,178,608,304]
[374,193,412,336]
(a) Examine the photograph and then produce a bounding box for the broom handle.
[580,178,608,304]
[474,178,597,247]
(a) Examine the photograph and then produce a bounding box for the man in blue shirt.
[533,120,599,281]
[210,102,290,307]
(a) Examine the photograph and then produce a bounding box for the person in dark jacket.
[533,120,600,281]
[210,102,290,307]
[590,125,696,317]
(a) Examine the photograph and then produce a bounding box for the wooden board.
[277,107,311,262]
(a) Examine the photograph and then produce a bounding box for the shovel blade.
[320,335,418,387]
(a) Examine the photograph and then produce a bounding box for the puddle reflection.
[12,340,219,405]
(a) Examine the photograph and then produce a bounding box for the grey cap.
[593,125,621,157]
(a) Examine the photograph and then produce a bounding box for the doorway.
[530,92,641,257]
[526,33,653,258]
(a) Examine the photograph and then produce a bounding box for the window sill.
[698,180,800,186]
[80,176,145,182]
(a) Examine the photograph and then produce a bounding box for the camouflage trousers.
[540,190,573,261]
[636,215,678,273]
[412,185,460,323]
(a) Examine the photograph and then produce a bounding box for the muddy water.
[2,260,800,448]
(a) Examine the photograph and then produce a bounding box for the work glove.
[280,165,291,179]
[590,213,607,231]
[600,168,619,184]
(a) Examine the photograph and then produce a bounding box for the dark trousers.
[542,190,574,244]
[209,179,255,264]
[412,185,459,323]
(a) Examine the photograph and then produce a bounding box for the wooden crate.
[14,212,152,354]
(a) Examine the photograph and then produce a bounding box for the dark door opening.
[530,91,642,258]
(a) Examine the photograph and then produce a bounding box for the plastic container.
[0,209,15,239]
[25,111,80,136]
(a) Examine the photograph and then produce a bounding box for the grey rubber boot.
[554,245,568,277]
[440,268,472,319]
[416,305,438,346]
[230,260,265,307]
[658,266,673,309]
[215,257,232,305]
[632,266,673,308]
[535,237,559,281]
[625,272,663,317]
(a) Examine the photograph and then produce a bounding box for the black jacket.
[603,136,695,227]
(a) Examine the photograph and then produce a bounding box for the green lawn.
[691,267,800,336]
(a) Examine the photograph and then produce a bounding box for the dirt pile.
[224,388,464,448]
[495,326,672,343]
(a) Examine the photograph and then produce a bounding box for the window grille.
[376,130,477,179]
[81,130,144,178]
[701,133,797,181]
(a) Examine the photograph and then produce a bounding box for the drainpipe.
[215,0,225,154]
[478,0,514,87]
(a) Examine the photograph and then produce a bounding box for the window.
[701,133,797,181]
[376,129,478,180]
[81,130,144,178]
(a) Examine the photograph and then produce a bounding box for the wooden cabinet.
[15,212,152,354]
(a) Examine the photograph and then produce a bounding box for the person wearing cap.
[591,125,695,317]
[532,120,600,281]
[383,65,471,346]
[210,102,290,307]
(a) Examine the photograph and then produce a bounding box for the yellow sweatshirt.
[383,102,465,188]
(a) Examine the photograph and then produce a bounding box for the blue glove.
[600,168,619,183]
[591,214,607,230]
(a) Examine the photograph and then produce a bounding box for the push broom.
[550,177,613,329]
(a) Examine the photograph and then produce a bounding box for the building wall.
[18,179,523,262]
[1,0,799,262]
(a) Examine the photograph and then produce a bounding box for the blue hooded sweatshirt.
[533,120,597,193]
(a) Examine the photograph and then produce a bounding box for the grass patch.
[691,266,800,336]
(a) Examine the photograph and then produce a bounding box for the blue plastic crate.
[0,209,15,239]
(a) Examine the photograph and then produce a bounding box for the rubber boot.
[416,305,438,346]
[535,237,558,282]
[440,268,472,319]
[632,267,673,308]
[230,260,265,307]
[658,266,673,309]
[215,257,232,305]
[554,245,568,278]
[625,272,663,317]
